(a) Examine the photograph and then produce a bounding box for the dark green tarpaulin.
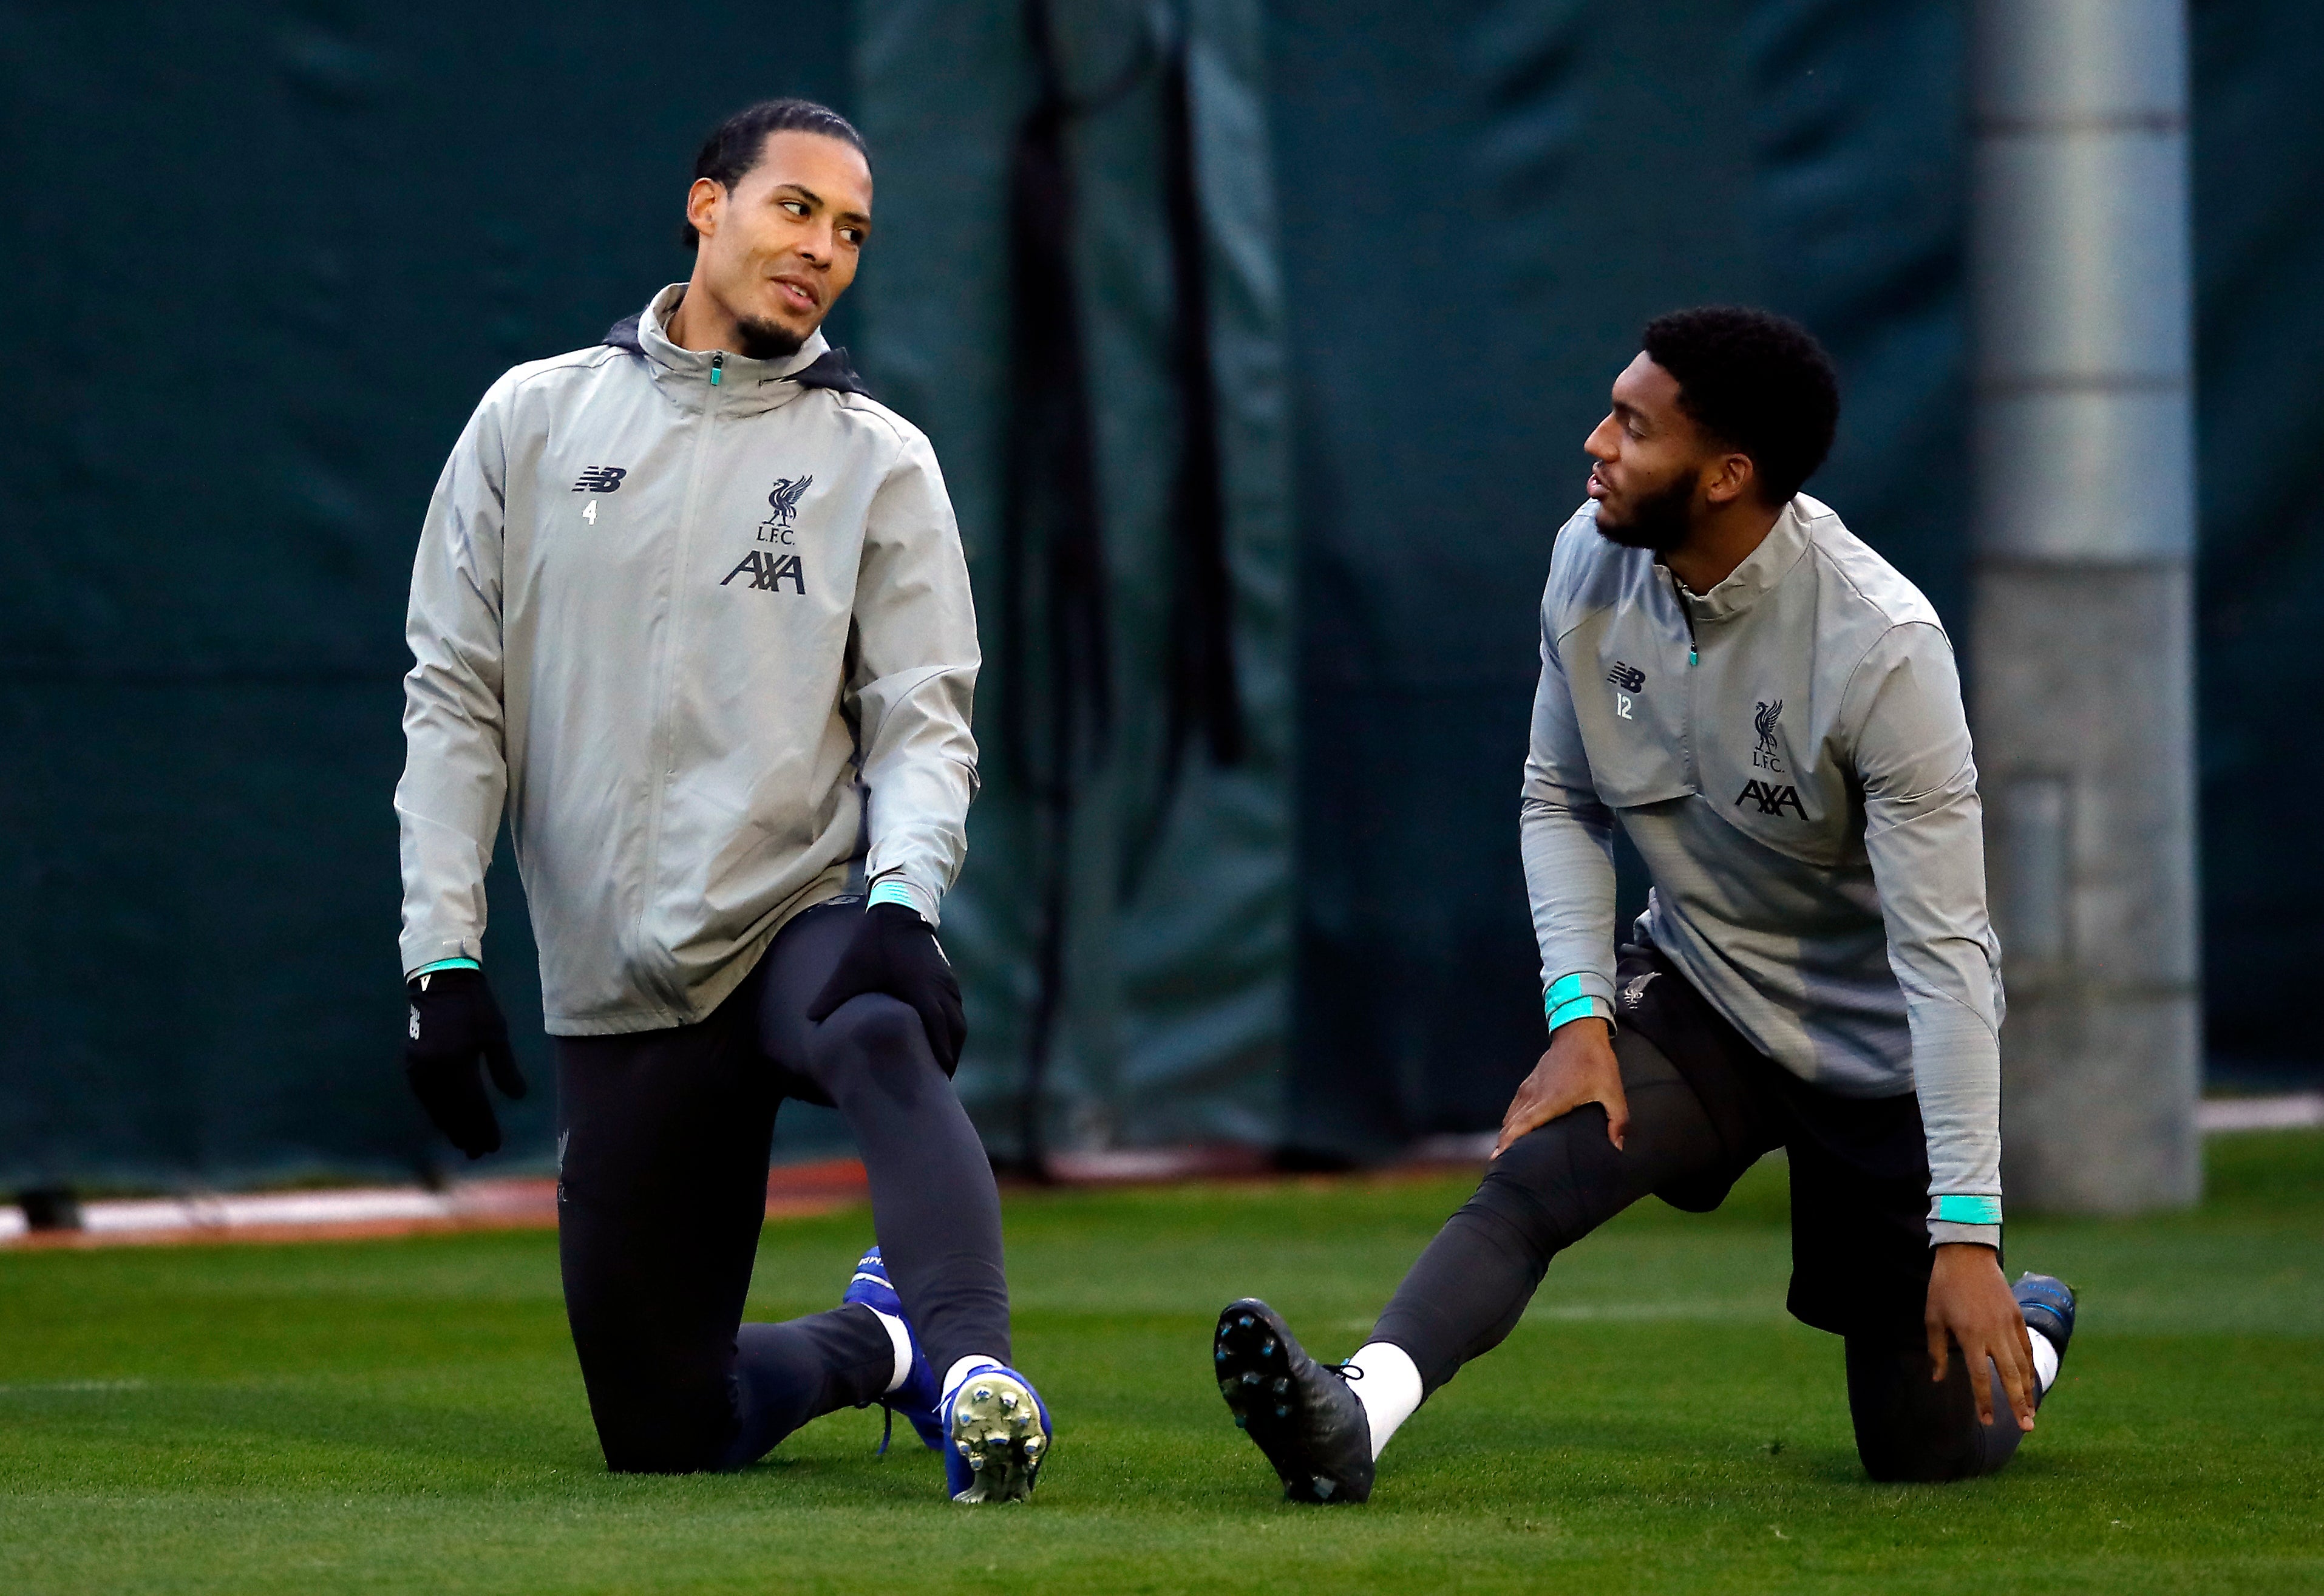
[856,0,1294,1161]
[1,0,2318,1188]
[1271,0,1974,1155]
[0,1,857,1184]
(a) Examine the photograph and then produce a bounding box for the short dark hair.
[681,98,869,250]
[1640,307,1840,504]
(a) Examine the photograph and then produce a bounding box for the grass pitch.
[2,1134,2319,1595]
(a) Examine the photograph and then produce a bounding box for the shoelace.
[855,1394,904,1458]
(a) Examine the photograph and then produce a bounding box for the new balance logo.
[1735,779,1806,818]
[571,466,628,493]
[721,551,805,594]
[1606,662,1645,693]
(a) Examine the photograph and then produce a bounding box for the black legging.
[553,900,1010,1473]
[1368,1030,2026,1484]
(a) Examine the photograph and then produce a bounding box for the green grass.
[2,1134,2320,1594]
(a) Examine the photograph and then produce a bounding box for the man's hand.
[1926,1241,2037,1432]
[806,902,968,1076]
[1492,1016,1624,1158]
[404,967,527,1159]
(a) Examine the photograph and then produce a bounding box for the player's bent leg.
[759,906,1013,1387]
[1847,1277,2074,1484]
[555,1008,795,1473]
[793,991,1012,1380]
[1843,1336,2024,1482]
[725,1309,902,1470]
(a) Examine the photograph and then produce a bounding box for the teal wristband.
[409,956,479,977]
[866,880,919,912]
[1934,1194,2002,1226]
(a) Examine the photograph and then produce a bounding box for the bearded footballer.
[1215,308,2074,1501]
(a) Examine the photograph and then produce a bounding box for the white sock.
[942,1354,1004,1399]
[1345,1342,1424,1460]
[2030,1329,2061,1395]
[865,1308,913,1395]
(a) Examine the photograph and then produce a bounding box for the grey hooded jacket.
[1523,495,2005,1243]
[396,285,979,1036]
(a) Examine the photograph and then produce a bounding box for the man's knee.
[804,992,941,1102]
[1846,1338,2021,1484]
[1470,1106,1629,1258]
[583,1369,736,1474]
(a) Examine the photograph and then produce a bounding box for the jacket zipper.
[633,354,722,1010]
[1670,568,1700,791]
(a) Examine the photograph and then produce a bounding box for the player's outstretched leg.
[1211,1028,1741,1502]
[1214,1299,1374,1503]
[1846,1273,2076,1482]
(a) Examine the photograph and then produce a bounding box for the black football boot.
[1213,1299,1374,1504]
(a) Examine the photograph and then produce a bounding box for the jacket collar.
[1673,496,1813,622]
[608,284,837,412]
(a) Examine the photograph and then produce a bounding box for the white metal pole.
[1969,0,2202,1211]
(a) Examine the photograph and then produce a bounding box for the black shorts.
[1615,942,1978,1345]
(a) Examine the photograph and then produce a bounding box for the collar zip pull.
[710,352,724,387]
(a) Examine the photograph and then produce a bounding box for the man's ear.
[1702,451,1757,507]
[685,177,724,244]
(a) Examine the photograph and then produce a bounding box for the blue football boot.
[2014,1271,2077,1406]
[841,1247,943,1453]
[2013,1272,2076,1356]
[940,1360,1051,1503]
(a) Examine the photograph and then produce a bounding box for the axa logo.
[572,466,627,493]
[1752,699,1785,772]
[721,550,806,594]
[1606,662,1645,693]
[1735,778,1805,818]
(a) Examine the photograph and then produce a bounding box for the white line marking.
[0,1379,148,1394]
[2199,1093,2324,1132]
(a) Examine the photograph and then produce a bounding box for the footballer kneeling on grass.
[395,99,1048,1503]
[1214,308,2074,1502]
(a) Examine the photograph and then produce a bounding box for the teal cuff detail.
[1934,1194,2002,1226]
[1543,976,1609,1033]
[409,957,479,977]
[1544,974,1590,1011]
[866,880,919,912]
[1546,996,1606,1031]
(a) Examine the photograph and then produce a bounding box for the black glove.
[404,966,527,1158]
[805,902,967,1076]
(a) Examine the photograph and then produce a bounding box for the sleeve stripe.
[1933,1194,2002,1226]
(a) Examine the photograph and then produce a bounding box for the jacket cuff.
[1543,972,1616,1035]
[1928,1221,2000,1249]
[867,876,937,923]
[1928,1192,2002,1249]
[401,936,481,979]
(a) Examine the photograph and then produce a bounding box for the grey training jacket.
[396,285,979,1036]
[1523,495,2005,1243]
